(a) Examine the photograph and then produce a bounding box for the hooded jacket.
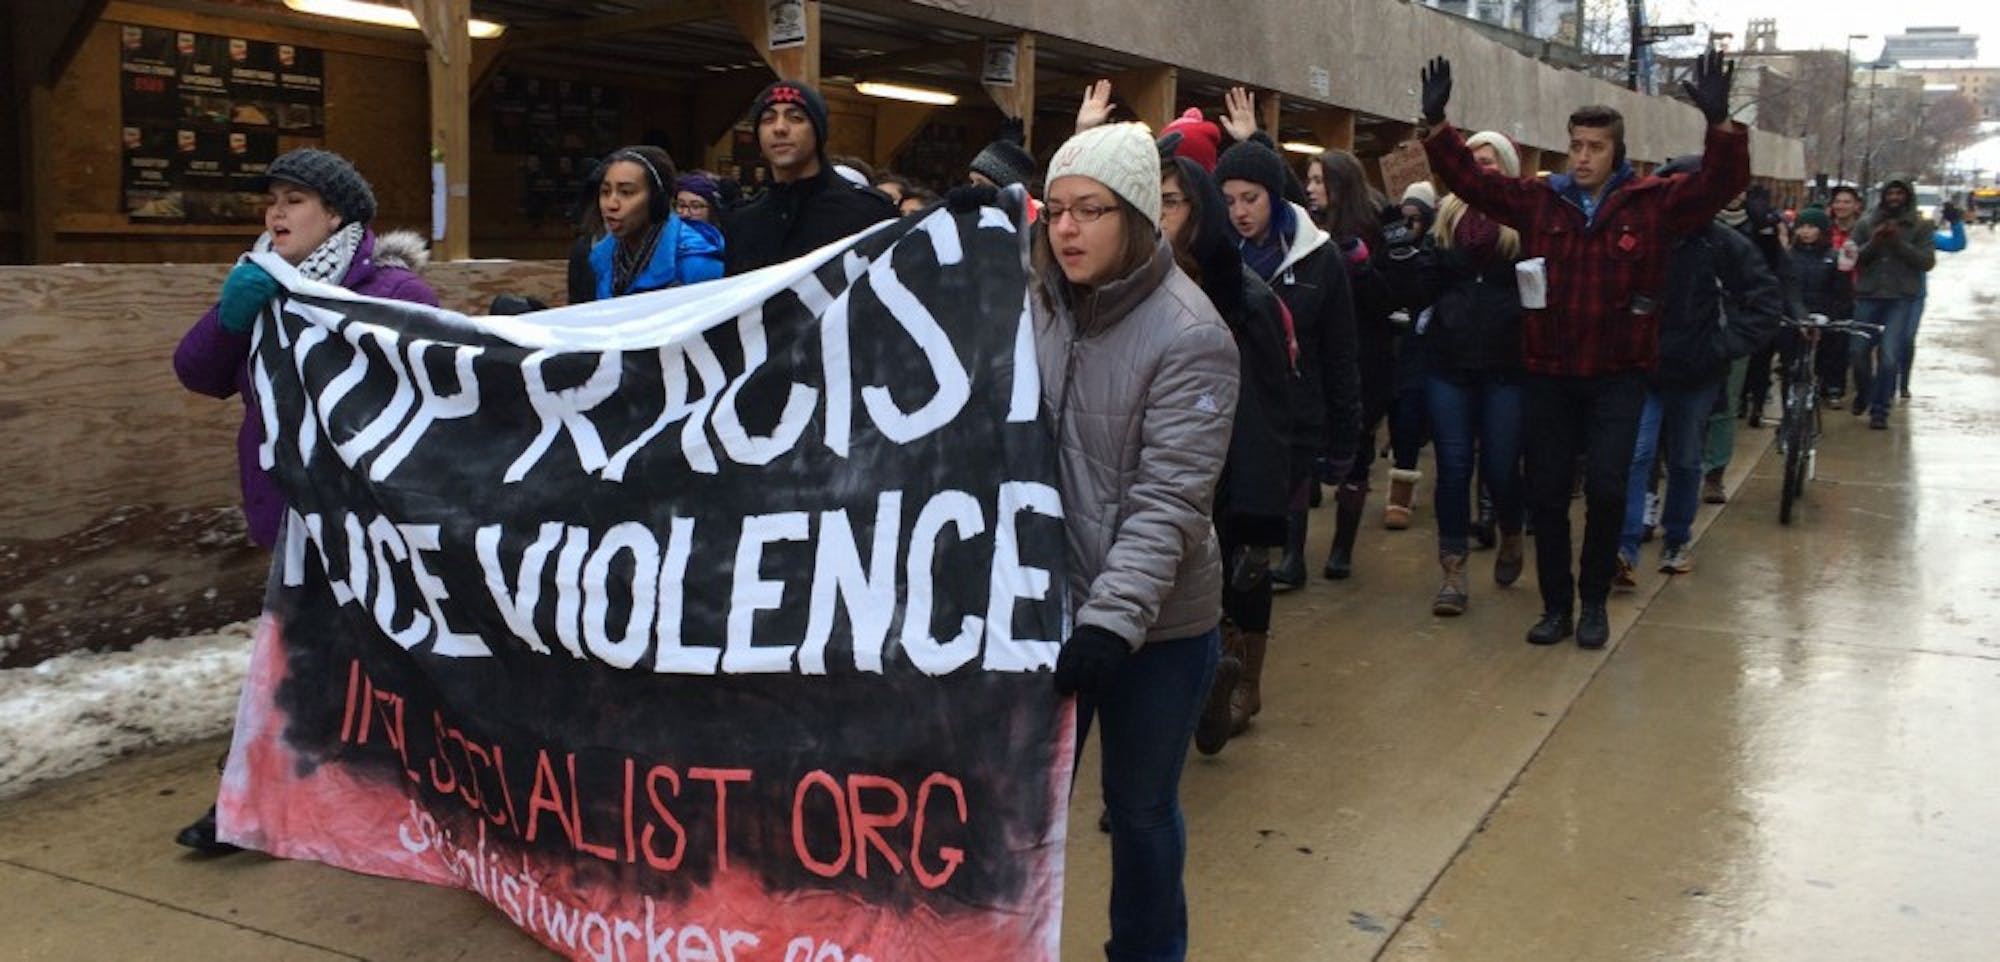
[1786,236,1853,322]
[721,165,896,275]
[580,215,725,301]
[1651,222,1782,390]
[173,229,438,547]
[1032,237,1239,649]
[1853,177,1938,299]
[1248,202,1362,471]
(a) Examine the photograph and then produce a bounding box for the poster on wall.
[490,73,624,220]
[218,192,1072,962]
[117,23,324,223]
[768,0,808,49]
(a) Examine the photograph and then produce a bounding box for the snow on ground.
[0,619,256,800]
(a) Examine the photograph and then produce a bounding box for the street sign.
[1642,23,1697,42]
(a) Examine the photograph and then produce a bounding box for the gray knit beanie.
[257,148,377,225]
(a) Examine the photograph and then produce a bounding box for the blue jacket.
[585,215,724,300]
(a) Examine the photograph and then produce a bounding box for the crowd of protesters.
[173,55,1965,961]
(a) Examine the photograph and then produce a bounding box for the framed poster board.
[119,24,325,224]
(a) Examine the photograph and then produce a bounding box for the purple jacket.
[173,229,438,547]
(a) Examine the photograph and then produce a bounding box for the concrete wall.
[919,0,1806,179]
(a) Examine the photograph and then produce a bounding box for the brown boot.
[1432,553,1468,616]
[1494,529,1525,586]
[1197,628,1244,755]
[1702,468,1728,504]
[1229,630,1269,735]
[1384,469,1420,529]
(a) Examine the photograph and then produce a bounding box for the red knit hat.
[1161,108,1224,172]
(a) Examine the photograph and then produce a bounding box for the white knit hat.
[1401,181,1438,207]
[1045,122,1162,229]
[1464,131,1522,178]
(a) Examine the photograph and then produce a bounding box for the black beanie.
[969,139,1037,189]
[1213,140,1288,206]
[750,80,830,158]
[256,148,376,225]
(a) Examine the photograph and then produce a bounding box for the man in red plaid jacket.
[1415,50,1750,650]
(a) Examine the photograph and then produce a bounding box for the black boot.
[1577,603,1611,649]
[1526,608,1574,645]
[174,805,242,855]
[1323,503,1362,580]
[1273,510,1307,590]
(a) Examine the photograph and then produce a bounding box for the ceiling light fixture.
[283,0,507,39]
[855,81,959,106]
[1281,141,1326,156]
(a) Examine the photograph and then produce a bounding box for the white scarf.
[253,221,365,285]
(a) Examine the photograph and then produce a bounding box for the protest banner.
[218,192,1072,962]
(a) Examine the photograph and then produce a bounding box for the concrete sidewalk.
[6,244,1998,961]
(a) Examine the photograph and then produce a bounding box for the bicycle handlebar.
[1784,314,1885,338]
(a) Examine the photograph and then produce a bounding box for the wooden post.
[405,0,471,260]
[1308,107,1355,153]
[723,0,821,86]
[1259,90,1281,141]
[979,33,1036,149]
[1518,146,1544,176]
[22,85,57,263]
[1106,64,1176,131]
[873,101,939,167]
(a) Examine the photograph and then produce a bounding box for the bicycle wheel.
[1779,389,1809,525]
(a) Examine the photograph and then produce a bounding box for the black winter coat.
[1651,223,1782,390]
[1267,239,1362,473]
[722,166,896,275]
[1420,240,1523,374]
[1214,265,1295,547]
[1786,241,1853,322]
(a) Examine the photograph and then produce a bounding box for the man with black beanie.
[723,79,896,275]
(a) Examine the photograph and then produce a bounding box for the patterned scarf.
[612,223,665,296]
[254,221,365,285]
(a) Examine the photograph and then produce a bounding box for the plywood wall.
[0,258,565,666]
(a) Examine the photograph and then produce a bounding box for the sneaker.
[1823,390,1845,408]
[1612,555,1638,592]
[1869,413,1888,430]
[1658,543,1694,574]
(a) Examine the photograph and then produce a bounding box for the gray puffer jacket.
[1033,237,1240,649]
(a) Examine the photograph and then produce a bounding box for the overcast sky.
[1643,0,2000,65]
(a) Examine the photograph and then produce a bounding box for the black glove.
[1053,625,1129,696]
[944,183,998,214]
[1228,545,1274,594]
[998,116,1026,147]
[1942,202,1963,224]
[1682,48,1736,126]
[1420,56,1452,126]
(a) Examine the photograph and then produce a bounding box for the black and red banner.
[219,195,1072,960]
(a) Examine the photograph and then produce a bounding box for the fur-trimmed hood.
[369,228,432,273]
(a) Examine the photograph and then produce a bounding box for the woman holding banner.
[172,147,439,853]
[576,145,725,301]
[1033,122,1238,962]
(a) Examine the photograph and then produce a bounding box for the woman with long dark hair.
[1160,153,1293,747]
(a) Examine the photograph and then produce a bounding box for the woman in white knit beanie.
[1032,121,1240,961]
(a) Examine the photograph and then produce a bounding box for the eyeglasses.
[675,201,710,215]
[1160,192,1189,210]
[1044,201,1119,224]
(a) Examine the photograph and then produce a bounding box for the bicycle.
[1775,313,1882,525]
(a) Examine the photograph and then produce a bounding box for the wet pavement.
[4,237,1997,960]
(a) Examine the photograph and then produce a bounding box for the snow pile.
[0,620,258,800]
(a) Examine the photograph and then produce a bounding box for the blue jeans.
[1425,370,1524,555]
[1622,382,1716,561]
[1898,292,1925,393]
[1850,297,1917,417]
[1077,628,1220,962]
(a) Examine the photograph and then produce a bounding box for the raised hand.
[1682,47,1736,126]
[1075,79,1115,132]
[1221,86,1259,142]
[1420,56,1452,125]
